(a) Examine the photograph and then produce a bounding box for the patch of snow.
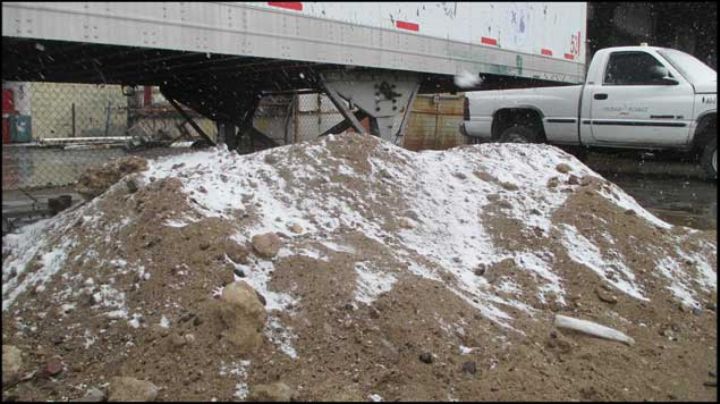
[354,262,396,304]
[560,224,648,301]
[265,316,298,359]
[128,313,143,328]
[369,393,383,402]
[321,241,356,254]
[159,315,170,328]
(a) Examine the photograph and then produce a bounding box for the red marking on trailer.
[481,37,497,46]
[396,20,419,31]
[268,2,303,11]
[541,48,553,56]
[564,53,575,60]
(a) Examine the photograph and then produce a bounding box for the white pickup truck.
[460,45,717,179]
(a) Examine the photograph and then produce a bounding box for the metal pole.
[71,103,76,137]
[104,101,111,137]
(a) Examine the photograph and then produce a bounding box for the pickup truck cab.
[461,45,717,179]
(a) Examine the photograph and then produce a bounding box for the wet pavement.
[584,152,717,230]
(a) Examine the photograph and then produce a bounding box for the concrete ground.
[583,151,717,230]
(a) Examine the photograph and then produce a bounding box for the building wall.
[588,2,716,69]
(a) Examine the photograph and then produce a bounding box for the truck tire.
[498,125,541,143]
[700,138,717,180]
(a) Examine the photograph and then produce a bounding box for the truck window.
[603,51,670,86]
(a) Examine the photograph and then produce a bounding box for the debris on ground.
[2,134,716,401]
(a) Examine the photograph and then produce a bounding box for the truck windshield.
[657,49,717,84]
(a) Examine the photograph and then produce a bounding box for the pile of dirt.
[75,155,148,200]
[2,134,716,401]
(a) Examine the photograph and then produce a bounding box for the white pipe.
[554,314,635,346]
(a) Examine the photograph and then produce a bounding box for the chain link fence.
[2,81,466,193]
[2,82,215,191]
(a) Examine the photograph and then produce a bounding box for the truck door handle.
[594,93,608,100]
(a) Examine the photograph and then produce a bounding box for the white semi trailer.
[2,2,587,145]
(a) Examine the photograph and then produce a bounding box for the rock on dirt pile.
[2,134,717,401]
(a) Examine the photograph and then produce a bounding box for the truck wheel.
[700,138,717,180]
[498,125,541,143]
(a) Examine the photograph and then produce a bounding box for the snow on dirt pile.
[2,134,716,401]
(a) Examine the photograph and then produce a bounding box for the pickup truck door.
[587,50,694,146]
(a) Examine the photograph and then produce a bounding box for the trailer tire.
[700,138,717,180]
[498,125,541,144]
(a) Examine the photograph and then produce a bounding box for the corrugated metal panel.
[2,2,587,83]
[403,94,466,151]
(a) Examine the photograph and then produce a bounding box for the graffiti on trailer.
[570,31,582,57]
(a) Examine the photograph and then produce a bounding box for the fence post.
[71,103,76,137]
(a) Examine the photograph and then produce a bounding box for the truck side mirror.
[648,65,678,85]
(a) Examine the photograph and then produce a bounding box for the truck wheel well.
[492,109,546,142]
[693,113,717,153]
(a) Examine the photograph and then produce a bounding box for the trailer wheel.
[700,138,717,180]
[498,125,541,144]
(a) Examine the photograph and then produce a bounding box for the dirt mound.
[2,134,716,401]
[75,156,149,200]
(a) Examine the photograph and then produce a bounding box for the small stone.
[107,377,158,402]
[398,217,415,229]
[704,302,716,312]
[579,175,595,186]
[218,281,267,353]
[419,352,433,364]
[288,223,304,234]
[126,178,139,193]
[171,163,185,170]
[233,268,246,278]
[255,291,267,306]
[76,387,106,402]
[547,177,560,188]
[497,200,513,209]
[703,381,717,387]
[224,241,250,265]
[2,345,23,386]
[624,209,636,215]
[43,357,64,377]
[462,361,477,375]
[184,334,196,344]
[193,316,203,327]
[567,174,579,185]
[595,287,618,304]
[251,233,283,259]
[692,307,703,316]
[248,382,294,402]
[199,242,210,251]
[264,154,278,165]
[500,181,519,191]
[454,172,467,180]
[474,265,486,276]
[170,334,187,348]
[198,186,208,194]
[555,163,572,174]
[379,169,393,179]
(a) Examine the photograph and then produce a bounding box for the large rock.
[2,345,23,386]
[251,233,283,259]
[217,281,267,353]
[76,156,148,200]
[248,382,294,402]
[107,377,158,402]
